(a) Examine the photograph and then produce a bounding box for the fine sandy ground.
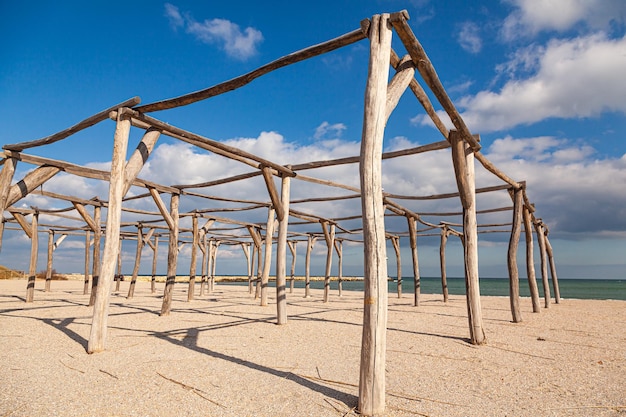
[1,279,625,417]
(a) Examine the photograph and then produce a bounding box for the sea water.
[223,277,626,301]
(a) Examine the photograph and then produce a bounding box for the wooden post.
[450,129,486,345]
[211,241,219,292]
[114,238,123,293]
[206,239,214,294]
[45,230,54,292]
[358,13,392,417]
[0,157,17,251]
[26,211,39,303]
[188,215,199,301]
[507,188,523,323]
[439,226,449,303]
[322,221,335,303]
[335,240,343,297]
[545,235,561,304]
[390,236,402,298]
[88,205,101,307]
[255,242,262,299]
[83,230,91,295]
[304,235,317,298]
[241,242,252,294]
[407,216,421,306]
[522,207,541,312]
[246,226,263,298]
[288,241,297,294]
[160,194,180,316]
[535,221,551,308]
[261,207,275,307]
[88,111,131,353]
[127,226,144,299]
[150,235,159,294]
[276,175,290,324]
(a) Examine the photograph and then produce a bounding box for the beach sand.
[0,279,624,416]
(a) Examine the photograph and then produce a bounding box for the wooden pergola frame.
[0,11,561,416]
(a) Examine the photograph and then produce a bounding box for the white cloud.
[313,121,347,140]
[501,0,626,40]
[425,33,626,132]
[164,4,263,60]
[458,21,482,53]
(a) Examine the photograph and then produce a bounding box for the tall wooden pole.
[439,226,449,303]
[88,111,131,353]
[127,226,143,299]
[507,188,523,323]
[276,175,290,324]
[26,211,39,303]
[288,241,297,294]
[407,216,421,306]
[304,235,316,298]
[335,240,343,297]
[535,221,551,308]
[45,230,54,292]
[358,13,391,417]
[83,230,91,295]
[522,207,541,312]
[261,207,275,307]
[114,238,123,293]
[188,215,199,301]
[450,129,485,345]
[151,235,159,294]
[322,222,335,303]
[545,235,561,304]
[160,194,180,316]
[88,205,101,307]
[390,236,402,298]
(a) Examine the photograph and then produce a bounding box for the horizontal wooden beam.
[135,29,366,112]
[3,97,141,152]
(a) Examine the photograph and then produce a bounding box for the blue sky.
[1,0,625,280]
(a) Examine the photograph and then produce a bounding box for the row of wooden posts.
[0,11,562,416]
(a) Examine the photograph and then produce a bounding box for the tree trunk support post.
[522,207,541,312]
[45,230,54,292]
[26,211,39,303]
[535,221,551,308]
[304,234,316,298]
[88,111,131,353]
[507,188,523,323]
[187,215,199,301]
[439,225,449,303]
[160,193,180,316]
[450,129,486,345]
[260,207,275,306]
[322,221,335,303]
[390,236,402,298]
[276,174,291,324]
[358,13,392,417]
[127,225,144,299]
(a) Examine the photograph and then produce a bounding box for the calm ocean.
[224,277,626,301]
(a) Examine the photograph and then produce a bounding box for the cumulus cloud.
[501,0,626,40]
[164,3,263,60]
[413,33,626,132]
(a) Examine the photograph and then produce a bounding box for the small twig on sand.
[59,360,84,374]
[487,343,555,361]
[387,391,467,407]
[99,369,119,379]
[298,374,358,388]
[547,405,626,411]
[156,372,226,409]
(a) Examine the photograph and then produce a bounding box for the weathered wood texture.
[45,231,53,292]
[88,113,131,353]
[322,222,335,303]
[439,227,449,303]
[127,227,144,299]
[188,216,198,302]
[88,206,102,306]
[522,207,541,313]
[450,130,485,345]
[358,14,391,417]
[276,175,291,324]
[161,194,180,316]
[83,230,91,295]
[260,208,276,306]
[25,212,38,302]
[535,222,551,308]
[545,236,561,304]
[507,188,523,323]
[407,216,421,306]
[304,235,317,298]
